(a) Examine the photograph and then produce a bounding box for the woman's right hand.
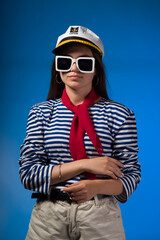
[81,156,124,179]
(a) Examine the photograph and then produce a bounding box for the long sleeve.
[112,109,141,203]
[19,105,54,194]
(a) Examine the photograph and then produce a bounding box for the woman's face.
[59,45,96,92]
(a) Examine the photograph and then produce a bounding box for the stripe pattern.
[19,98,141,203]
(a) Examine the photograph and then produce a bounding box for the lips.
[68,74,82,80]
[68,74,82,77]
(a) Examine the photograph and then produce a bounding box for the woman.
[19,26,141,240]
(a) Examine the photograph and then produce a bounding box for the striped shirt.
[19,98,141,203]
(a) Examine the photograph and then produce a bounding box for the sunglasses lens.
[78,59,93,72]
[57,58,71,71]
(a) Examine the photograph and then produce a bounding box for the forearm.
[50,155,124,186]
[94,179,124,196]
[62,178,125,204]
[50,160,84,185]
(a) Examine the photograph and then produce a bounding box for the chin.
[67,82,83,88]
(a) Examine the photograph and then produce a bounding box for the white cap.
[52,26,104,57]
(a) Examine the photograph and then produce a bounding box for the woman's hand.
[62,180,98,204]
[82,156,124,179]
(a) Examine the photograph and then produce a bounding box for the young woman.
[19,26,141,240]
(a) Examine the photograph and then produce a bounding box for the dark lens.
[78,59,93,71]
[57,57,71,70]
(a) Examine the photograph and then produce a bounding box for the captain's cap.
[52,26,104,57]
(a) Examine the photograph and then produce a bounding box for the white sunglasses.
[55,55,95,73]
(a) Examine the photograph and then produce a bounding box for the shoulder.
[98,99,137,135]
[101,98,134,118]
[92,98,135,124]
[28,98,62,120]
[96,99,136,130]
[31,98,62,111]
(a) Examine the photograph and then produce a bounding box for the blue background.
[1,0,160,239]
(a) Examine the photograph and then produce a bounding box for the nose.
[70,62,79,72]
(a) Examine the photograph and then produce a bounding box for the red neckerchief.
[61,88,103,179]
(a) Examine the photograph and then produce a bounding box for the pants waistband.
[32,188,72,204]
[31,188,110,205]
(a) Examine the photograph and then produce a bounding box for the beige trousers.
[26,196,125,240]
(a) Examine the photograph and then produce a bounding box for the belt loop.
[94,195,99,206]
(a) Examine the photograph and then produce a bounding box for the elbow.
[19,170,32,191]
[117,173,141,203]
[19,165,35,191]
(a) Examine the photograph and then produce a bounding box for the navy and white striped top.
[19,98,141,203]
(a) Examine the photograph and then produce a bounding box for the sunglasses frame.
[55,55,95,73]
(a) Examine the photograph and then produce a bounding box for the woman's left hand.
[62,180,98,204]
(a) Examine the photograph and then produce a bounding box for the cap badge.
[70,27,79,33]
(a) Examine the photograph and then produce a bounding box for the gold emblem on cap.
[70,27,79,33]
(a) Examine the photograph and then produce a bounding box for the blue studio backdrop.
[1,0,160,239]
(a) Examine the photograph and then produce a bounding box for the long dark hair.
[47,45,109,100]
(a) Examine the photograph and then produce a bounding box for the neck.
[65,86,92,106]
